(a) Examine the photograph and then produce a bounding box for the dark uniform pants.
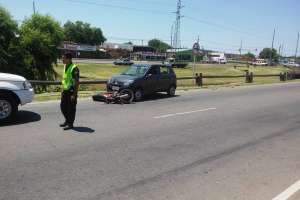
[60,90,77,125]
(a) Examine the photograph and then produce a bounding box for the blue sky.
[1,0,299,55]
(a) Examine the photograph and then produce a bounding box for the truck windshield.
[121,65,149,77]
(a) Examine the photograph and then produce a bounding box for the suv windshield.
[121,65,149,76]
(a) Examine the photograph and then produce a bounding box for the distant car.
[113,58,134,65]
[107,64,177,101]
[209,52,227,64]
[0,73,34,122]
[283,62,300,67]
[252,59,268,66]
[164,58,188,68]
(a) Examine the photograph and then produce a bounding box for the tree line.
[0,6,106,81]
[0,5,282,82]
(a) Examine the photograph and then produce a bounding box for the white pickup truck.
[0,73,34,122]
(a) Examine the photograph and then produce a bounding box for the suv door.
[143,65,160,94]
[159,65,172,91]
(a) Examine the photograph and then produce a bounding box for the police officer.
[60,53,80,130]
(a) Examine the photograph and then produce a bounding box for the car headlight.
[123,80,134,86]
[23,80,32,90]
[107,78,113,84]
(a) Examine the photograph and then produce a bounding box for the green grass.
[53,62,292,89]
[55,63,290,79]
[54,63,128,80]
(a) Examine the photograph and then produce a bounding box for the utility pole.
[295,32,299,62]
[278,44,281,56]
[192,36,200,76]
[278,44,282,62]
[33,0,36,14]
[170,23,174,48]
[239,40,243,58]
[282,42,285,58]
[173,0,184,52]
[269,28,276,66]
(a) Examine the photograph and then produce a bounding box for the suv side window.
[160,66,169,75]
[148,66,160,75]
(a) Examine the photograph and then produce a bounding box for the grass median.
[54,63,290,79]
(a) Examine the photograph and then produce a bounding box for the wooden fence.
[29,72,296,88]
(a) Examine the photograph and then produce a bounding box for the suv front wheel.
[167,85,176,96]
[134,89,143,101]
[0,94,18,122]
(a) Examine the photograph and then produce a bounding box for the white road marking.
[153,107,217,119]
[273,180,300,200]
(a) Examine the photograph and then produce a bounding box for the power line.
[184,15,269,40]
[107,36,266,50]
[101,0,174,7]
[65,0,270,42]
[65,0,170,15]
[63,0,294,54]
[106,35,276,53]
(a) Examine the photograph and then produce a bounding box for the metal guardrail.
[29,80,107,85]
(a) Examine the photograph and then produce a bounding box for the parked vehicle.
[209,52,227,64]
[283,61,300,67]
[0,73,34,122]
[163,58,188,68]
[252,59,268,66]
[113,58,134,65]
[107,64,177,101]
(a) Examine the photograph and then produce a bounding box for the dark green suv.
[107,64,177,101]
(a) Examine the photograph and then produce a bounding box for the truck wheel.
[134,89,143,101]
[0,94,18,122]
[167,85,176,96]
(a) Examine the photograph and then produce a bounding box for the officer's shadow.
[72,126,95,134]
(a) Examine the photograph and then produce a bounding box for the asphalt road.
[1,83,300,200]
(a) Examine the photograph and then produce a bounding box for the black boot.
[63,124,74,130]
[59,122,68,127]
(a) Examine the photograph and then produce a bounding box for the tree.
[175,50,203,61]
[244,52,255,59]
[19,14,64,81]
[148,39,171,53]
[0,6,18,70]
[64,21,106,45]
[0,6,31,77]
[259,48,279,62]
